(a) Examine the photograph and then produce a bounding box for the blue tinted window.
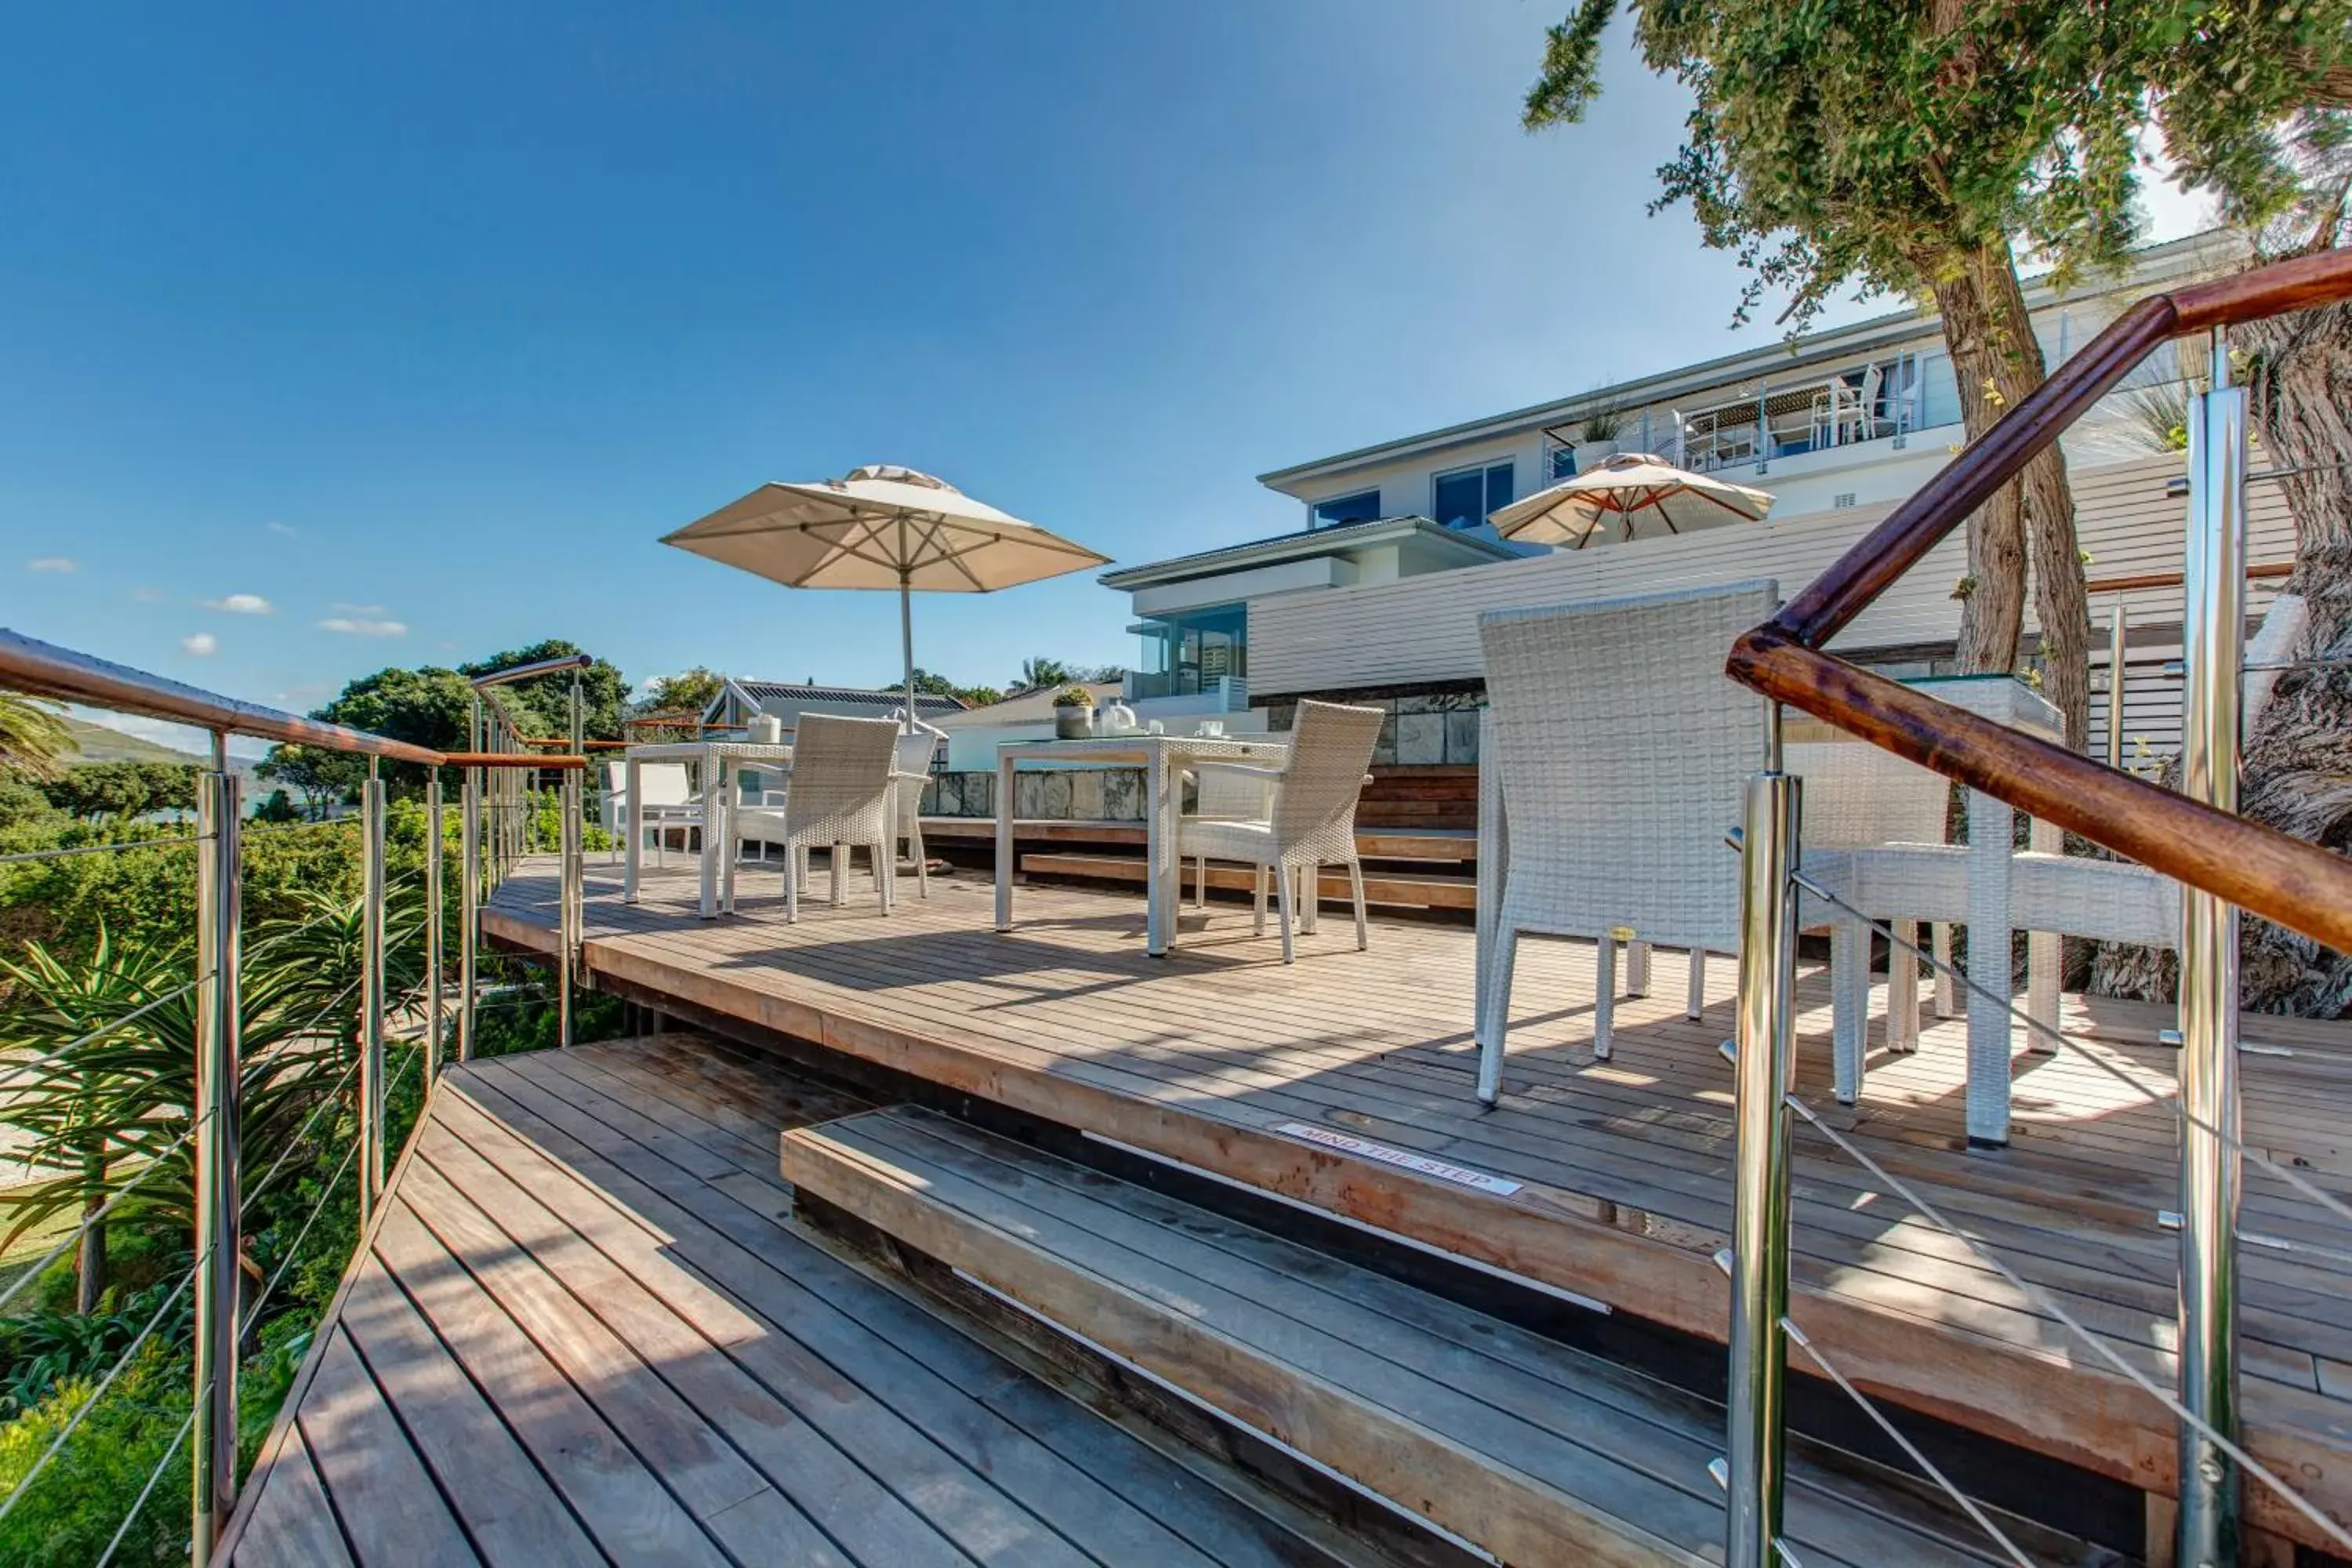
[1485,461,1515,512]
[1312,490,1380,528]
[1432,469,1485,529]
[1432,461,1515,528]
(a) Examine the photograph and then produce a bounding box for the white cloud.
[204,592,274,615]
[26,557,74,573]
[332,601,387,615]
[318,616,408,637]
[181,632,218,656]
[130,586,165,602]
[265,521,298,537]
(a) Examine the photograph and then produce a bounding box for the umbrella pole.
[900,573,916,735]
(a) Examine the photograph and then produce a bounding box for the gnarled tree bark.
[1927,244,2092,748]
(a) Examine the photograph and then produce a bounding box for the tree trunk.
[1964,249,2093,750]
[1929,260,2029,679]
[2089,278,2352,1014]
[74,1142,105,1315]
[2230,288,2352,1013]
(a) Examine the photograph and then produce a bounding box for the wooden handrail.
[1728,246,2352,955]
[0,627,445,767]
[2084,562,2292,596]
[439,753,589,770]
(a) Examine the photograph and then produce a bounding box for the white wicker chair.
[1174,700,1385,962]
[1787,740,1951,1102]
[1474,582,1776,1102]
[720,713,902,921]
[891,717,946,898]
[604,761,701,866]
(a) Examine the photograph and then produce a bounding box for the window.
[1431,461,1515,530]
[1134,604,1247,699]
[1547,442,1577,482]
[1312,490,1381,528]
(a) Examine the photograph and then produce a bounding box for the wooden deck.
[223,1035,1378,1567]
[475,855,2352,1552]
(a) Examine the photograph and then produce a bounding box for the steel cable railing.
[1790,867,2352,1233]
[0,631,593,1563]
[1741,864,2352,1557]
[0,834,204,867]
[0,1261,198,1528]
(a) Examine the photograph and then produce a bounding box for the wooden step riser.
[783,1130,1699,1568]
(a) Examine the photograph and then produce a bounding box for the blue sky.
[2,1,2209,748]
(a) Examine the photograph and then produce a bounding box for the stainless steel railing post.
[560,768,583,1047]
[191,747,242,1565]
[2177,327,2247,1567]
[424,775,443,1085]
[1726,758,1800,1568]
[358,768,386,1215]
[460,768,481,1062]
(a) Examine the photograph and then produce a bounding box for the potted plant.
[1576,403,1624,464]
[1052,685,1095,739]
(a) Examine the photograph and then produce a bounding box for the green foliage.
[1524,0,2352,329]
[633,666,724,720]
[0,781,58,835]
[254,744,365,818]
[459,639,627,742]
[38,764,196,822]
[0,1342,187,1567]
[1018,656,1076,691]
[0,699,70,784]
[1051,684,1094,708]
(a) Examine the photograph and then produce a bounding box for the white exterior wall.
[1249,453,2294,700]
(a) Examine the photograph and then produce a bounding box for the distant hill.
[60,716,211,767]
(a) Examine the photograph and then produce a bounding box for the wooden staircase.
[783,1105,2052,1568]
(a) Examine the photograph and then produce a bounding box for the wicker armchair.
[1474,582,1776,1102]
[720,713,902,921]
[1174,700,1385,962]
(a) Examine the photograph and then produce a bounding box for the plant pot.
[1054,708,1093,740]
[1575,437,1621,466]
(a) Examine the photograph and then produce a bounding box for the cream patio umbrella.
[1485,452,1774,549]
[662,465,1111,728]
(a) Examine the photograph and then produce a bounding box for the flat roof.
[1099,514,1520,591]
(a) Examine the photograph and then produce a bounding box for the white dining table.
[993,733,1290,956]
[622,739,796,918]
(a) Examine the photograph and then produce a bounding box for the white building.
[1097,231,2274,765]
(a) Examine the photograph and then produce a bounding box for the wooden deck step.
[782,1105,2031,1568]
[1019,851,1476,911]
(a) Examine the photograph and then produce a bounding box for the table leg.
[993,756,1016,932]
[2026,815,2062,1051]
[1966,786,2014,1146]
[1145,750,1170,956]
[623,757,642,904]
[699,749,720,919]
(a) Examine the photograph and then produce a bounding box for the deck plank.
[230,1033,1363,1568]
[479,858,2352,1548]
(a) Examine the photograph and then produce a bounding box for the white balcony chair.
[720,713,902,922]
[1474,582,1775,1102]
[1174,699,1385,962]
[604,761,701,866]
[891,714,948,898]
